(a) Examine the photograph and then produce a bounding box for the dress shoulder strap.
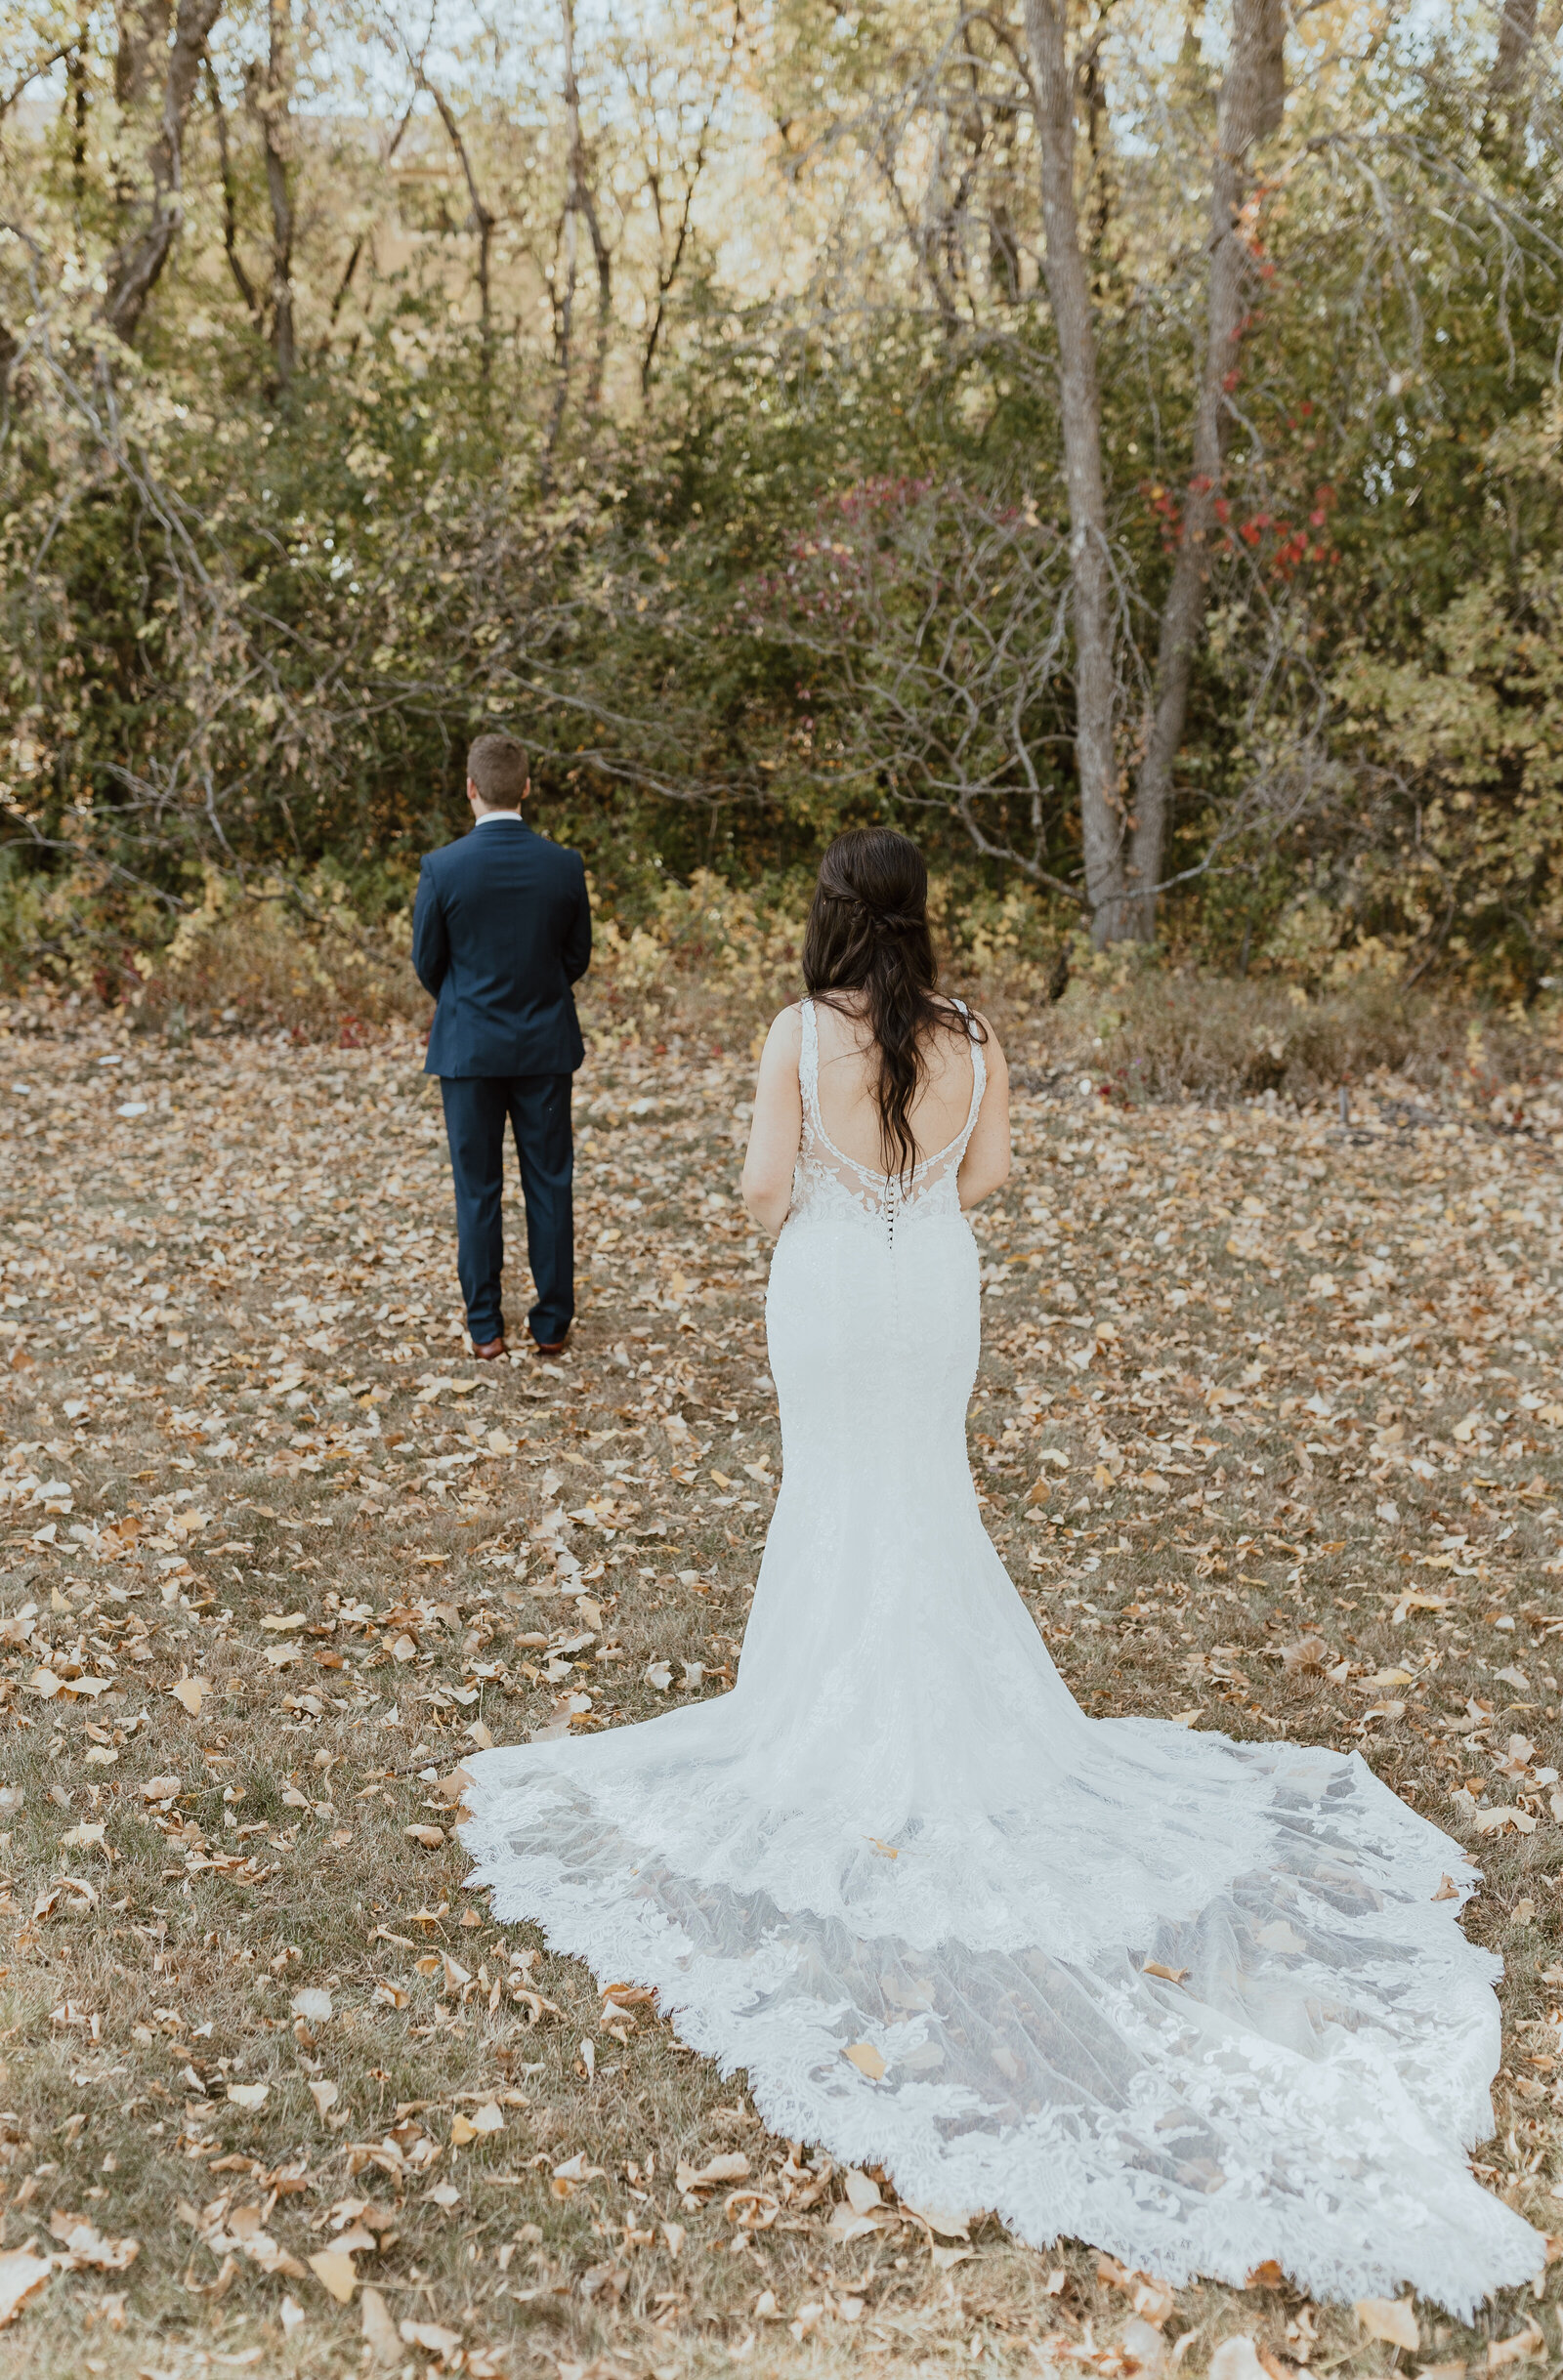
[950,999,986,1146]
[797,998,823,1136]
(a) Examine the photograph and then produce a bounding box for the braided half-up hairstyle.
[801,826,985,1183]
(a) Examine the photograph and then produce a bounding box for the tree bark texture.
[1021,0,1126,940]
[1121,0,1284,940]
[102,0,225,344]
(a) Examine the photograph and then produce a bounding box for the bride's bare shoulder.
[969,1011,1007,1080]
[754,1005,804,1083]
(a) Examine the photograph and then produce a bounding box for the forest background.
[3,0,1563,1038]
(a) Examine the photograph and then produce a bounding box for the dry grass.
[0,975,1561,2380]
[1035,967,1563,1116]
[115,873,1563,1126]
[109,875,427,1044]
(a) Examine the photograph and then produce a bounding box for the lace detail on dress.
[789,996,986,1239]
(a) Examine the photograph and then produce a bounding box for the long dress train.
[460,999,1542,2314]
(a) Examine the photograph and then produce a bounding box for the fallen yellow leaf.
[905,2204,970,2240]
[401,2318,462,2356]
[308,2250,358,2304]
[675,2151,748,2192]
[1354,2298,1418,2351]
[1488,2325,1545,2369]
[0,2248,50,2326]
[361,2286,399,2366]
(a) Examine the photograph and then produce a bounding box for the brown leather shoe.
[532,1332,570,1357]
[471,1335,507,1361]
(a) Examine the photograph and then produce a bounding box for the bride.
[462,827,1542,2312]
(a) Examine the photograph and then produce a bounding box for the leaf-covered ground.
[1,993,1561,2380]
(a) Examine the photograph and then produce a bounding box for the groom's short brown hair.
[466,732,529,807]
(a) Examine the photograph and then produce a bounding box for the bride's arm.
[740,1006,805,1233]
[957,1017,1010,1210]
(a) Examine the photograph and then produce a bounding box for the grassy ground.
[1,980,1561,2380]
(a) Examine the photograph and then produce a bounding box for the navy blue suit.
[412,815,591,1348]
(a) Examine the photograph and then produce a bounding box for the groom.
[412,733,591,1359]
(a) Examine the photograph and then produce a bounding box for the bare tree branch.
[640,5,737,399]
[416,70,496,371]
[203,52,262,324]
[1,42,72,118]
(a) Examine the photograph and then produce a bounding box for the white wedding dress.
[462,999,1542,2312]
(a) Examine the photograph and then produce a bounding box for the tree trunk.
[543,0,611,481]
[113,0,171,111]
[102,0,225,343]
[69,30,89,200]
[1021,0,1127,942]
[1120,0,1283,940]
[250,0,296,388]
[1486,0,1537,146]
[580,136,612,421]
[1491,0,1537,97]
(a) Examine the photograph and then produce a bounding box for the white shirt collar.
[473,810,524,825]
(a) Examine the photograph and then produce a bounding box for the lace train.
[461,1011,1542,2312]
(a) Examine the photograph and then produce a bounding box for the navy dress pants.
[439,1074,573,1348]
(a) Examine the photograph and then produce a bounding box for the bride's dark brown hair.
[802,826,983,1182]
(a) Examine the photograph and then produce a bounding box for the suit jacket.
[412,817,591,1078]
